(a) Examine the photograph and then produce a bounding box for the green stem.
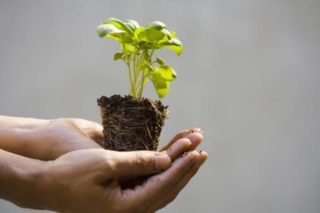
[123,43,136,97]
[127,62,136,97]
[138,49,155,98]
[133,51,138,89]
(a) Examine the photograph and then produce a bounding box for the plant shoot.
[97,18,183,99]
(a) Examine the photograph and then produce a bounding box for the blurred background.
[1,0,319,212]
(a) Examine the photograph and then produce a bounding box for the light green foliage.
[97,18,183,99]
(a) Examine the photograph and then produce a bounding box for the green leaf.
[170,31,176,38]
[107,32,132,43]
[161,28,171,38]
[150,71,170,99]
[120,43,136,52]
[155,65,177,81]
[102,18,133,35]
[145,28,165,42]
[134,27,146,41]
[122,53,131,64]
[144,23,171,43]
[114,52,123,61]
[160,38,184,55]
[124,19,140,31]
[148,21,167,30]
[96,24,133,44]
[96,24,125,38]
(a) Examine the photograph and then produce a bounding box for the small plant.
[96,18,183,99]
[96,18,183,151]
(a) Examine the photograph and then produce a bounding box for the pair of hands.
[1,117,207,213]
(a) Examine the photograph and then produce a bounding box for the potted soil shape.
[96,18,183,151]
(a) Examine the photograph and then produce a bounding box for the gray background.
[1,0,319,212]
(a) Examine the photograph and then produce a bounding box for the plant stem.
[133,52,137,90]
[135,51,144,98]
[122,43,136,97]
[138,49,155,98]
[127,62,136,97]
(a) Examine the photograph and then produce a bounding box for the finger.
[129,150,200,207]
[185,132,203,151]
[113,151,171,179]
[75,119,104,146]
[162,132,203,161]
[164,138,192,160]
[150,151,208,211]
[160,128,204,151]
[90,131,104,147]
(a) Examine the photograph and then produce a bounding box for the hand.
[32,118,104,160]
[0,116,103,160]
[2,117,203,161]
[1,116,208,212]
[35,119,204,161]
[36,148,207,213]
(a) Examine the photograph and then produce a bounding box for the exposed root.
[97,95,168,151]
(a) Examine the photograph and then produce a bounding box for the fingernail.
[191,128,204,134]
[183,138,192,146]
[198,150,208,162]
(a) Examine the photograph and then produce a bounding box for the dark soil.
[97,95,168,151]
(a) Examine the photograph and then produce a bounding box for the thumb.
[114,151,171,178]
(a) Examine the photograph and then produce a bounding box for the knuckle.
[105,158,117,174]
[135,153,149,173]
[149,175,166,186]
[178,138,191,146]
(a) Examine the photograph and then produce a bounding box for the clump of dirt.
[97,95,168,151]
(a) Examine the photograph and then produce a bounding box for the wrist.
[19,159,51,210]
[0,149,50,210]
[0,116,50,158]
[24,160,58,211]
[29,159,69,212]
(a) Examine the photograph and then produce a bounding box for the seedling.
[96,18,183,99]
[96,18,183,151]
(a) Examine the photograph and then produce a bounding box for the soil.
[97,95,168,151]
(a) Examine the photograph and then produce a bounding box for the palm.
[37,118,103,160]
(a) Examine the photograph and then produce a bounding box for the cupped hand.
[32,118,104,160]
[38,148,207,213]
[33,118,204,161]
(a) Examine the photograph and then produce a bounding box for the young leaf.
[150,71,170,99]
[124,19,140,31]
[160,28,171,39]
[96,24,132,44]
[114,52,123,61]
[160,38,184,55]
[134,27,146,41]
[148,21,167,30]
[154,65,177,81]
[102,18,133,35]
[96,24,125,38]
[145,28,166,42]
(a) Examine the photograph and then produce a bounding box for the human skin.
[0,116,208,213]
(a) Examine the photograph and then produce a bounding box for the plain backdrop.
[1,0,319,213]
